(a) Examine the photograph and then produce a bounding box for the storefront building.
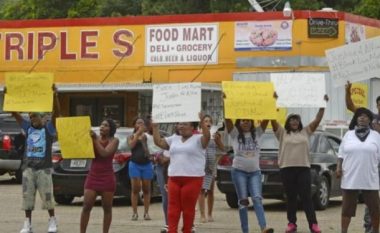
[0,10,379,126]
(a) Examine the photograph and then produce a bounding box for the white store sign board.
[145,24,218,66]
[152,83,201,123]
[270,73,326,108]
[325,36,380,87]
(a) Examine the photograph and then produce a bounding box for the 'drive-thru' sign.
[145,24,219,65]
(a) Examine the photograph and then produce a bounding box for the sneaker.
[47,217,58,233]
[310,223,321,233]
[286,222,297,233]
[262,227,274,233]
[144,213,152,220]
[131,213,138,221]
[20,219,32,233]
[160,225,168,233]
[191,226,196,233]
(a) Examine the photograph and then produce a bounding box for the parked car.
[0,114,25,183]
[216,130,341,210]
[52,127,166,205]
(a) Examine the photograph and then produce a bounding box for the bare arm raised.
[308,95,329,133]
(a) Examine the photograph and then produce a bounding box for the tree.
[141,0,210,15]
[355,0,380,19]
[0,0,379,19]
[210,0,250,13]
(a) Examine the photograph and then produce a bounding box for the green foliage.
[141,0,210,15]
[0,0,379,19]
[355,0,380,19]
[67,0,100,18]
[210,0,250,13]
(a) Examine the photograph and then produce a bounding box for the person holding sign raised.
[152,113,210,233]
[6,85,60,233]
[224,116,274,233]
[80,119,119,233]
[336,108,380,233]
[345,81,380,233]
[270,95,329,233]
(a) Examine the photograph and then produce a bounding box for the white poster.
[145,24,218,66]
[235,20,292,51]
[326,36,380,87]
[152,83,201,123]
[270,73,326,108]
[345,22,366,44]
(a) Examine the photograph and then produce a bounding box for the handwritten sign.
[152,83,201,123]
[308,18,338,38]
[326,36,380,86]
[222,81,277,120]
[145,24,218,65]
[348,83,368,113]
[270,73,326,108]
[3,72,54,112]
[56,116,95,159]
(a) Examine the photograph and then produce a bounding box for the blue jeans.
[155,164,168,225]
[231,168,267,233]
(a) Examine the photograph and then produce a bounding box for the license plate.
[70,160,87,168]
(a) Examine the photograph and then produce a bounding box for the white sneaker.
[47,217,58,233]
[20,219,32,233]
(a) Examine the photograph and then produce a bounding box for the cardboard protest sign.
[56,116,95,159]
[152,83,201,123]
[4,72,54,112]
[222,81,277,120]
[271,73,326,108]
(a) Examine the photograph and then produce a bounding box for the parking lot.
[0,174,368,233]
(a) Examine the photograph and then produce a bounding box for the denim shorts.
[128,161,153,180]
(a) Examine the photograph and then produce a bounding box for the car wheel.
[15,169,22,184]
[313,175,330,210]
[54,195,74,205]
[225,192,238,209]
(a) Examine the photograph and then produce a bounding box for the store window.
[70,97,124,126]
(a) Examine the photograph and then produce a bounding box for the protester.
[225,117,274,233]
[198,115,224,223]
[337,108,380,233]
[345,81,380,233]
[152,113,210,233]
[270,95,328,233]
[145,116,170,232]
[8,86,60,233]
[80,119,119,233]
[128,116,153,221]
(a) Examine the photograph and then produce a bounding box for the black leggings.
[280,167,317,228]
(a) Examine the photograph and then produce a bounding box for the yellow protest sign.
[348,83,368,114]
[56,116,95,159]
[222,81,277,120]
[3,72,54,112]
[256,108,287,128]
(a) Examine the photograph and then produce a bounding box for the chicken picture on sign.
[145,23,219,65]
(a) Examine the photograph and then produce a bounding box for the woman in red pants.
[152,114,210,233]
